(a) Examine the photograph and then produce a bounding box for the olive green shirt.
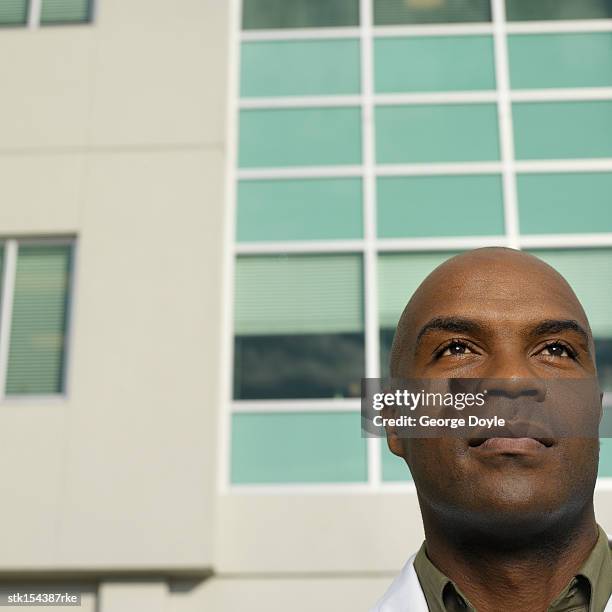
[414,526,612,612]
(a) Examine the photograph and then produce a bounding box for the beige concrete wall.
[0,0,227,573]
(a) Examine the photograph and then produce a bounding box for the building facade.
[1,0,611,610]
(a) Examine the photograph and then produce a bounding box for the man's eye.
[439,341,473,357]
[541,342,576,359]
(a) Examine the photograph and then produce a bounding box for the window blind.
[235,254,364,335]
[41,0,91,23]
[6,245,71,395]
[0,0,27,25]
[532,249,612,338]
[378,252,458,329]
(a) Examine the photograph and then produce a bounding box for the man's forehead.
[402,249,591,341]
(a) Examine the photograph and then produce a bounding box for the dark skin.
[387,247,602,612]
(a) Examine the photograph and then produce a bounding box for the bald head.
[390,247,594,378]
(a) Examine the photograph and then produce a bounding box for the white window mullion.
[492,0,520,250]
[0,240,18,401]
[28,0,42,29]
[360,0,382,490]
[220,0,243,495]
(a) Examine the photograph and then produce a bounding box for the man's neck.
[422,507,599,612]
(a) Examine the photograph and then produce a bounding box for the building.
[0,0,611,610]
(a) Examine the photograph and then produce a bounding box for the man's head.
[387,247,601,546]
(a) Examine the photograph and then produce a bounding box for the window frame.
[222,0,612,494]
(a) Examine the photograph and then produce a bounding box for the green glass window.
[0,246,3,305]
[378,252,458,376]
[376,104,499,163]
[506,0,612,21]
[0,0,27,25]
[242,0,359,29]
[513,101,612,160]
[509,33,612,90]
[231,412,367,484]
[531,249,612,392]
[600,438,612,478]
[237,178,363,242]
[239,108,362,168]
[374,36,496,93]
[532,249,612,477]
[234,254,364,399]
[518,173,612,235]
[6,245,72,396]
[374,0,491,24]
[377,175,504,238]
[382,444,412,482]
[41,0,91,24]
[240,40,361,97]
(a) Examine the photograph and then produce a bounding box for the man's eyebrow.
[532,319,591,345]
[415,317,484,345]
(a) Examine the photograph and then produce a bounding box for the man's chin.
[436,492,590,550]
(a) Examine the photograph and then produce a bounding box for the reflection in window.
[596,339,612,393]
[374,0,491,25]
[380,328,395,378]
[233,254,364,399]
[242,0,359,30]
[235,333,364,399]
[506,0,612,21]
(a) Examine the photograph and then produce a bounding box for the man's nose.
[481,353,547,400]
[483,377,547,401]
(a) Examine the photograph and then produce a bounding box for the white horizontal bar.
[228,478,612,495]
[520,233,612,248]
[372,23,493,37]
[240,95,361,109]
[237,166,363,180]
[241,27,360,41]
[240,92,497,109]
[228,483,381,495]
[231,383,610,416]
[375,91,497,105]
[238,159,612,181]
[511,88,612,102]
[376,161,502,175]
[239,20,612,44]
[235,240,364,254]
[507,19,612,34]
[239,88,612,111]
[515,159,612,173]
[235,236,512,255]
[232,398,360,413]
[377,236,509,251]
[235,234,612,255]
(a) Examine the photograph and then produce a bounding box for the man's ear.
[383,403,405,458]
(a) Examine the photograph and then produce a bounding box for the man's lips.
[469,437,554,452]
[468,422,555,452]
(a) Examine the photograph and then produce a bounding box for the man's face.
[389,249,600,538]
